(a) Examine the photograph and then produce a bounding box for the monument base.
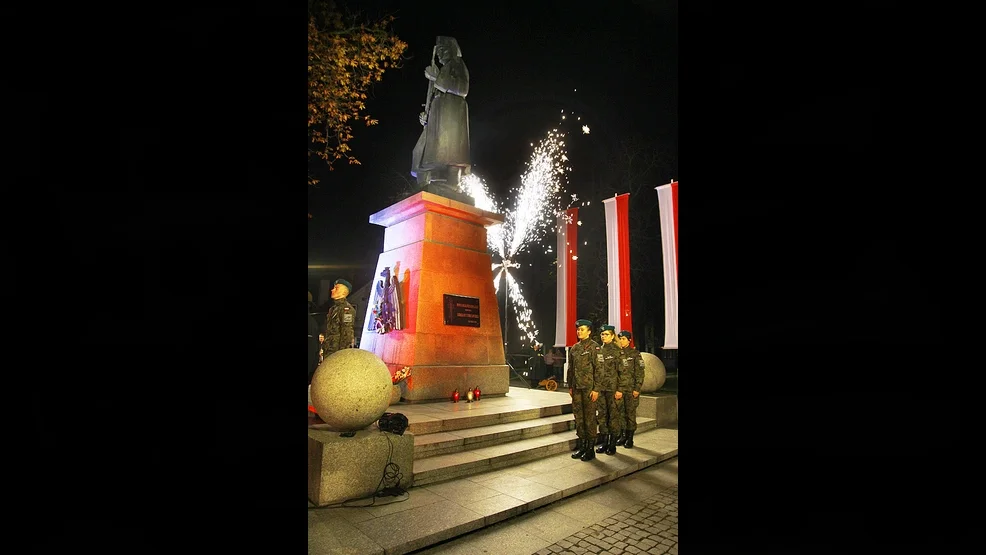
[418,183,475,206]
[308,429,414,506]
[398,363,509,403]
[361,191,509,403]
[638,393,678,427]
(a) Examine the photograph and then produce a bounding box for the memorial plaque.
[443,294,480,327]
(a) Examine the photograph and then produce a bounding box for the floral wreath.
[392,366,412,389]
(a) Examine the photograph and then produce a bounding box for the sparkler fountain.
[459,128,572,352]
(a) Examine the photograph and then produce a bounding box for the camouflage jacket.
[324,298,356,353]
[618,346,645,392]
[596,341,620,391]
[569,338,600,391]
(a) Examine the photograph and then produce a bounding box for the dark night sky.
[308,0,678,263]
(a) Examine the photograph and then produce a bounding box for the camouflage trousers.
[619,392,639,432]
[571,389,598,441]
[596,392,624,436]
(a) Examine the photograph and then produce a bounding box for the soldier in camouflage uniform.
[594,325,622,456]
[569,319,601,462]
[323,278,356,358]
[614,330,646,448]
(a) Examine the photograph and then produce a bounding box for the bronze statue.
[411,36,471,194]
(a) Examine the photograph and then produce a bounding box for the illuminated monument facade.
[359,36,508,402]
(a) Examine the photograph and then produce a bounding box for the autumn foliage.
[308,1,407,185]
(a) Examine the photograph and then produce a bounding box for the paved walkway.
[538,485,678,555]
[408,456,678,555]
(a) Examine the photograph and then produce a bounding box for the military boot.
[595,433,606,447]
[571,437,581,452]
[624,431,635,449]
[614,432,626,446]
[571,439,586,459]
[580,439,596,461]
[595,434,609,453]
[605,434,618,456]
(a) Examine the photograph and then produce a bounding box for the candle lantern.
[473,386,481,401]
[466,388,474,402]
[451,389,460,403]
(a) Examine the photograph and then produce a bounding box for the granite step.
[402,398,572,436]
[413,413,576,460]
[308,425,679,555]
[411,417,657,487]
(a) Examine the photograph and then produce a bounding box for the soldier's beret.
[600,325,616,333]
[574,319,592,328]
[618,330,632,339]
[334,278,352,291]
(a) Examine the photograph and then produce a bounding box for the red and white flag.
[604,194,633,336]
[555,208,579,350]
[655,181,678,348]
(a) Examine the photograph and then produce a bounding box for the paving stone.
[518,460,678,555]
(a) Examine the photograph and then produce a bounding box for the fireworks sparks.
[490,260,539,345]
[453,94,596,349]
[509,129,571,256]
[459,128,573,347]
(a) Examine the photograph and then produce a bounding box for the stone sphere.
[310,348,393,432]
[640,352,667,393]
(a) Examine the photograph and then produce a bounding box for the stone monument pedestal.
[308,429,414,506]
[638,393,678,427]
[360,191,509,402]
[419,182,475,206]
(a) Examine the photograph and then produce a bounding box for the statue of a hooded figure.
[411,36,472,199]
